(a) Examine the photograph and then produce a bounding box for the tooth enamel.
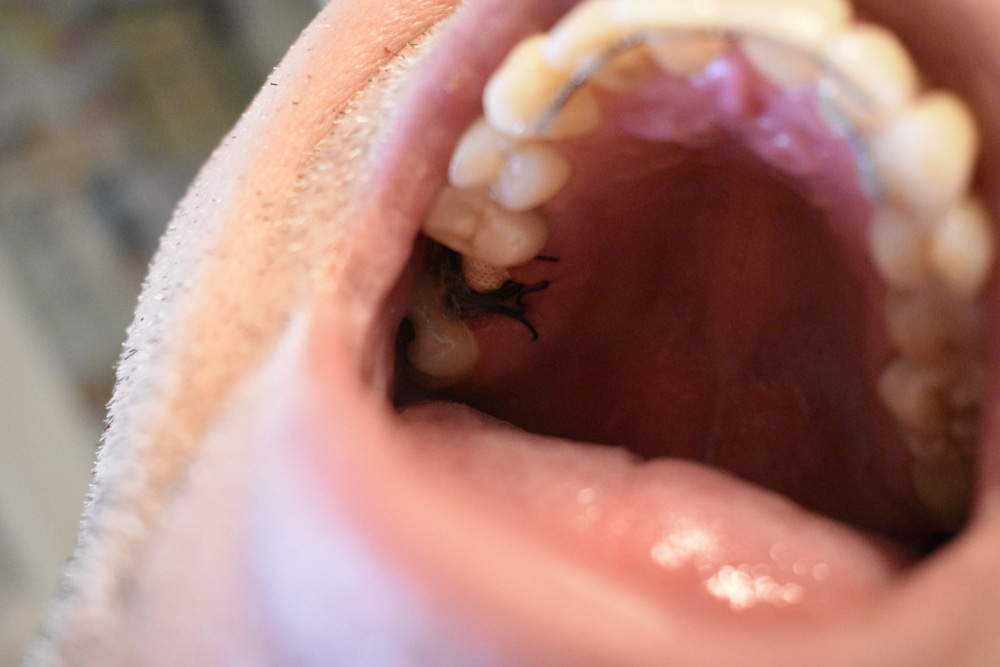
[741,38,818,87]
[407,279,479,383]
[910,455,972,530]
[485,34,602,139]
[646,34,730,76]
[872,92,980,218]
[869,206,928,292]
[878,359,951,439]
[449,119,510,189]
[424,186,549,267]
[462,256,511,292]
[492,143,572,212]
[542,0,628,73]
[822,23,918,129]
[606,0,851,50]
[927,197,996,299]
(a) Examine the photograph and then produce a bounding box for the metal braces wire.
[536,29,885,201]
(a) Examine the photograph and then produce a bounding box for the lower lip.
[256,302,1000,667]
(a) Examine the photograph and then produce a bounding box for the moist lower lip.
[280,0,1000,664]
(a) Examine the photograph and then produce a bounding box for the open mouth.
[285,0,1000,662]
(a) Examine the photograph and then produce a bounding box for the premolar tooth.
[741,38,818,87]
[485,34,601,139]
[878,359,951,438]
[492,143,572,212]
[607,0,851,50]
[872,92,979,218]
[463,256,511,292]
[646,34,729,76]
[424,186,549,267]
[449,119,510,189]
[822,23,918,129]
[869,206,928,292]
[407,278,478,384]
[927,196,995,299]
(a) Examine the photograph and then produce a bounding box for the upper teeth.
[413,0,994,527]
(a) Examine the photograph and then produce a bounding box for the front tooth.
[484,34,602,139]
[424,186,549,267]
[449,119,510,189]
[927,196,996,299]
[741,38,819,87]
[542,0,627,72]
[607,0,851,49]
[868,206,928,292]
[822,23,918,129]
[492,143,572,212]
[407,278,479,384]
[878,359,952,439]
[646,34,729,77]
[872,92,979,219]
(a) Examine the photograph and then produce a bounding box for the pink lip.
[254,0,1000,664]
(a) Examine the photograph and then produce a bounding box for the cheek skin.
[38,2,458,664]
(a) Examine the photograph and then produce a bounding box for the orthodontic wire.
[535,28,886,202]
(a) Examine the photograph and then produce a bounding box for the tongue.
[423,49,939,547]
[399,400,914,618]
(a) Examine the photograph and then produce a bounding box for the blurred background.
[0,0,322,663]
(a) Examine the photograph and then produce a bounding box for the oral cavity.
[403,0,995,536]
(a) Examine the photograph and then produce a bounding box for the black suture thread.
[434,246,551,341]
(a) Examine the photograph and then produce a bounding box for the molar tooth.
[741,38,819,87]
[407,278,478,384]
[869,205,928,292]
[492,143,572,212]
[485,34,601,139]
[821,23,918,129]
[449,118,510,189]
[607,0,851,50]
[878,359,952,438]
[927,196,996,299]
[463,256,510,292]
[424,186,549,267]
[872,92,979,219]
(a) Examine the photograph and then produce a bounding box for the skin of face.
[23,0,1000,665]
